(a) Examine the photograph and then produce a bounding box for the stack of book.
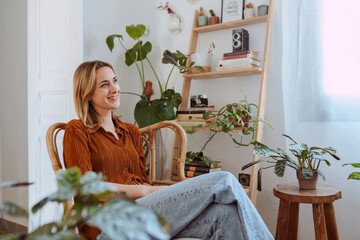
[184,160,222,178]
[217,50,261,71]
[176,105,215,127]
[172,160,222,180]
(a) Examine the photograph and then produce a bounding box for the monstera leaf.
[134,89,182,128]
[125,41,152,66]
[126,24,146,40]
[155,89,182,120]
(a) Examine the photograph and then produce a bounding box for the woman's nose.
[110,82,120,92]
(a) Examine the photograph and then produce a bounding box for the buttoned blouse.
[63,119,147,185]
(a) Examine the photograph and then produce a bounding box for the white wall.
[83,0,284,236]
[0,0,29,226]
[85,0,360,239]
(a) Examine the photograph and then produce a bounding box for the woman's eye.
[101,83,108,87]
[113,79,118,84]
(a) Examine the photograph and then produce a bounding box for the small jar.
[190,95,201,108]
[198,95,208,107]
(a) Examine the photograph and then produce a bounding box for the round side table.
[273,183,341,240]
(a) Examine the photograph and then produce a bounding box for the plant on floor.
[106,24,203,128]
[242,134,340,180]
[0,167,168,240]
[185,98,272,167]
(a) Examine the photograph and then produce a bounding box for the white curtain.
[281,1,360,238]
[283,0,360,122]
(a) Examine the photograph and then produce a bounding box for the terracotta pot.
[209,16,219,25]
[296,170,318,190]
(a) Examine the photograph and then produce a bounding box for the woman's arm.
[113,183,167,199]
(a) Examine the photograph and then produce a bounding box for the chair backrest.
[46,122,67,173]
[46,121,187,183]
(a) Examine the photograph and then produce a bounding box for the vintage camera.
[232,28,249,52]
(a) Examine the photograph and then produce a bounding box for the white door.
[28,0,82,226]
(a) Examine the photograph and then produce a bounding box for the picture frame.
[221,0,244,23]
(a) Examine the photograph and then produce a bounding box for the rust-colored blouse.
[63,119,147,239]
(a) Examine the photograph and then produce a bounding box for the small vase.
[167,13,183,34]
[198,16,208,27]
[244,8,255,19]
[296,170,318,190]
[208,16,219,25]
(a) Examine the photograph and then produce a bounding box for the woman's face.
[90,66,120,116]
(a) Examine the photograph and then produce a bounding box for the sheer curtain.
[282,1,360,238]
[283,0,360,122]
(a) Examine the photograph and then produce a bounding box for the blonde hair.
[73,60,120,127]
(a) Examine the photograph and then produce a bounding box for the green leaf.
[134,97,162,128]
[193,66,205,72]
[0,181,33,188]
[0,234,22,240]
[136,41,152,61]
[81,181,117,195]
[274,160,286,177]
[155,90,182,120]
[106,34,123,52]
[161,50,178,65]
[348,172,360,180]
[184,124,202,134]
[317,170,325,181]
[56,167,81,189]
[125,41,142,66]
[0,202,28,218]
[242,159,265,170]
[282,134,297,144]
[343,163,360,168]
[301,168,313,179]
[88,199,169,240]
[126,24,146,40]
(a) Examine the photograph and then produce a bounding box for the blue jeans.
[96,171,273,240]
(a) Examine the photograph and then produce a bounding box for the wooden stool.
[273,182,341,240]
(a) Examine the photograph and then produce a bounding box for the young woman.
[63,60,273,240]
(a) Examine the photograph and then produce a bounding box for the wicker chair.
[46,121,201,240]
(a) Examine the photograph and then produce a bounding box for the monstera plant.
[106,24,203,128]
[0,167,168,240]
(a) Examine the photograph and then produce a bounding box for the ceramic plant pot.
[209,16,219,25]
[191,53,212,73]
[296,170,319,190]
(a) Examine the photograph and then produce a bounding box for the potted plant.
[0,167,168,239]
[244,2,255,19]
[106,24,203,128]
[185,98,272,167]
[242,134,341,189]
[191,42,215,73]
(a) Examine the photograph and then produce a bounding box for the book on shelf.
[185,165,221,173]
[217,58,261,71]
[185,160,222,169]
[176,121,207,127]
[185,168,221,178]
[222,53,261,61]
[180,105,216,112]
[223,50,260,58]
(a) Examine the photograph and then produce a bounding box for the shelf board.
[179,122,244,131]
[193,15,268,33]
[183,66,262,79]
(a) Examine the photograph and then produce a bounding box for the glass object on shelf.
[168,13,183,34]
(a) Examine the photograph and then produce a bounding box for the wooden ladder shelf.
[180,0,276,205]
